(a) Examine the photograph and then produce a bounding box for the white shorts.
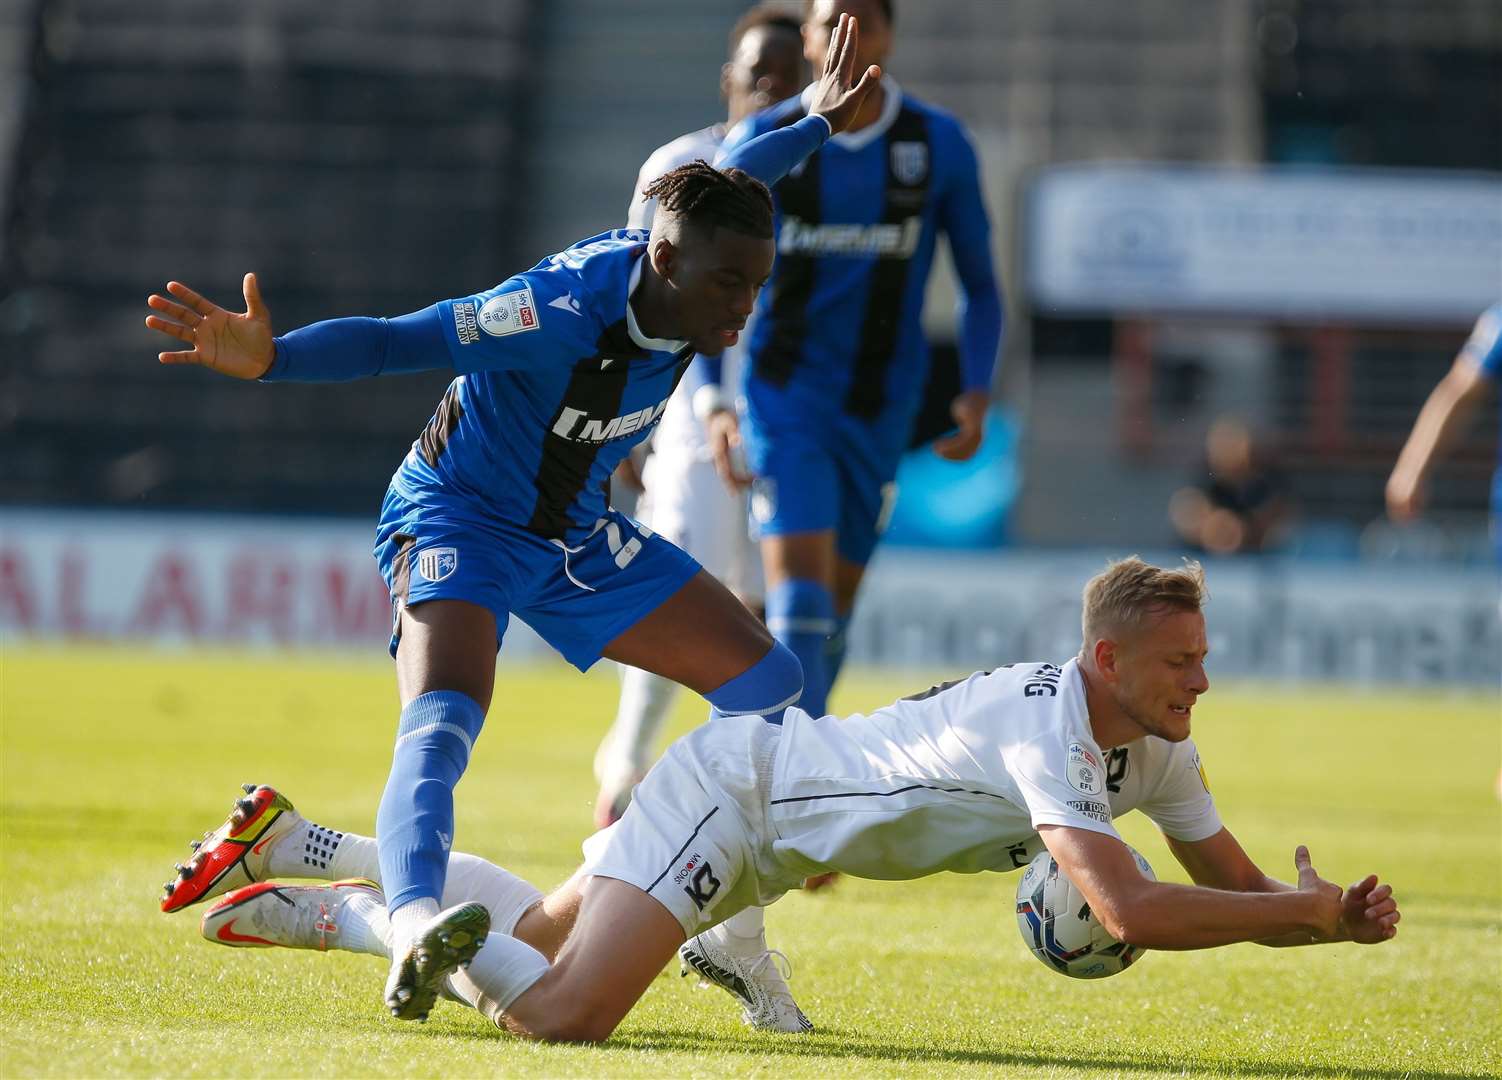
[580,716,797,936]
[639,449,763,606]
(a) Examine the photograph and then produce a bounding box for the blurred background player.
[146,15,880,1027]
[1169,414,1291,556]
[1387,301,1502,562]
[593,4,807,832]
[705,0,1005,720]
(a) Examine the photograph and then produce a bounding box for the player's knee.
[520,994,623,1043]
[705,640,803,722]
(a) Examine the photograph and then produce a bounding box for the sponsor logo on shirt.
[1067,798,1111,823]
[416,547,458,583]
[452,301,480,345]
[479,286,539,337]
[778,214,921,258]
[1193,751,1211,794]
[1067,740,1105,796]
[551,398,670,443]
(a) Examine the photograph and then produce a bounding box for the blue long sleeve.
[260,304,452,383]
[940,134,1005,392]
[719,114,832,189]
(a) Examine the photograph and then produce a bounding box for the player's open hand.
[145,273,275,379]
[932,389,989,461]
[1338,873,1401,944]
[807,13,882,136]
[1293,845,1344,941]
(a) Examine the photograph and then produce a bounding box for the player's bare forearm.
[1387,359,1492,519]
[1106,878,1330,950]
[1046,828,1346,950]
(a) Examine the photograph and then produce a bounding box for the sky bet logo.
[551,398,670,443]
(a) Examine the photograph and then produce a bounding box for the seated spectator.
[1170,416,1290,555]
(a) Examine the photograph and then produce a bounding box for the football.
[1014,845,1156,979]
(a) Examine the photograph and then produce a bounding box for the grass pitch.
[2,646,1499,1078]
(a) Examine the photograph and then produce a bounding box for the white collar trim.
[626,255,688,353]
[799,76,903,151]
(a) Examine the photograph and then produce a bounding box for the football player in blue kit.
[703,0,1006,721]
[145,14,881,1026]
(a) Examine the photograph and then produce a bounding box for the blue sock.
[824,613,852,704]
[764,578,835,718]
[377,690,486,914]
[706,641,803,725]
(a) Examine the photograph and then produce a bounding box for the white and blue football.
[1014,845,1155,979]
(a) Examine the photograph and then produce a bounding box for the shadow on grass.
[607,1029,1485,1080]
[420,1021,1487,1079]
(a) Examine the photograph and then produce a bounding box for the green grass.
[2,645,1499,1078]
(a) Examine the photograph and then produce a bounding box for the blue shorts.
[741,406,901,568]
[374,488,701,671]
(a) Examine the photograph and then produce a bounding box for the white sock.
[595,667,677,786]
[447,933,551,1020]
[442,853,544,935]
[337,890,393,958]
[389,897,440,952]
[719,905,768,947]
[269,830,540,934]
[268,821,357,879]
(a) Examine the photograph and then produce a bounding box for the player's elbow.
[1094,893,1154,947]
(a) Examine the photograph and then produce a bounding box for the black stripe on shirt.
[525,320,637,540]
[844,106,931,420]
[769,781,1011,807]
[753,107,818,388]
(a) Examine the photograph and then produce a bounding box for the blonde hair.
[1081,556,1207,646]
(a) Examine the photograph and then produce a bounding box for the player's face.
[1112,609,1210,743]
[723,26,806,125]
[666,226,775,354]
[804,0,891,74]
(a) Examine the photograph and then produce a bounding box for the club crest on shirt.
[1067,741,1105,796]
[479,286,539,337]
[890,141,928,185]
[416,547,458,583]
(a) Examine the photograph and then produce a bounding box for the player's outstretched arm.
[1386,355,1492,522]
[1040,825,1353,951]
[146,273,275,379]
[149,273,464,383]
[1166,829,1400,947]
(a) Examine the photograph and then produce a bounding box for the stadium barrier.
[2,510,1497,685]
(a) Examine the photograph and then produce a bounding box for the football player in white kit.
[176,557,1400,1042]
[593,5,807,832]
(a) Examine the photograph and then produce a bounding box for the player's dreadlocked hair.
[641,160,775,240]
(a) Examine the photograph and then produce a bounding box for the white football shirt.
[768,660,1222,880]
